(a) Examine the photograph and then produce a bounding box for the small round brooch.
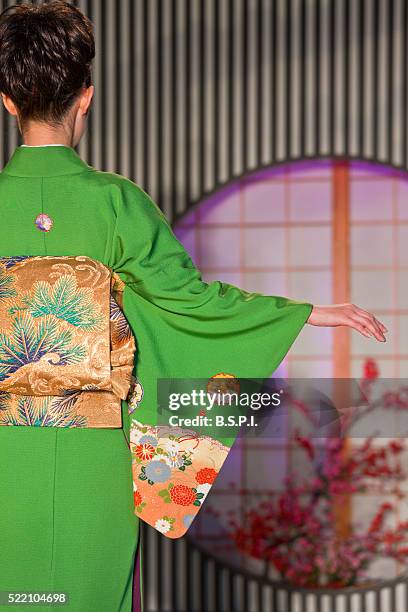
[35,213,53,232]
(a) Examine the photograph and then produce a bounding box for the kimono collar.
[2,145,93,177]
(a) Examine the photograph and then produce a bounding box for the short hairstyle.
[0,1,95,127]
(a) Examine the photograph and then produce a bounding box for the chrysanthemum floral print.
[130,420,230,538]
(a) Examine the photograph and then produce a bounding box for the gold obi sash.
[0,256,136,427]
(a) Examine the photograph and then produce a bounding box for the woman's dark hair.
[0,1,95,127]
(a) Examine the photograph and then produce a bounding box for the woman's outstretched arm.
[109,178,387,395]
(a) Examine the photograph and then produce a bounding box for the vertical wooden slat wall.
[0,0,405,224]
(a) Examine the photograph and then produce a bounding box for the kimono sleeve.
[110,181,313,429]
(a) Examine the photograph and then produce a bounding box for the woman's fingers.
[350,311,386,342]
[354,317,385,341]
[356,306,388,334]
[354,310,386,340]
[348,320,374,339]
[374,318,388,334]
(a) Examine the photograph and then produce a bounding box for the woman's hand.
[307,304,388,342]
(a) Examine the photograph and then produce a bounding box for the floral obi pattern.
[0,256,136,428]
[130,420,231,538]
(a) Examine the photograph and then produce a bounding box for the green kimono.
[0,145,312,611]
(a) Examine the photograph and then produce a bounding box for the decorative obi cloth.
[0,256,136,427]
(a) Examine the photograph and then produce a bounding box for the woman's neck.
[21,125,73,147]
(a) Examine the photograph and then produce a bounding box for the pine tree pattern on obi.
[0,388,126,428]
[0,256,112,395]
[0,391,88,427]
[0,256,137,428]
